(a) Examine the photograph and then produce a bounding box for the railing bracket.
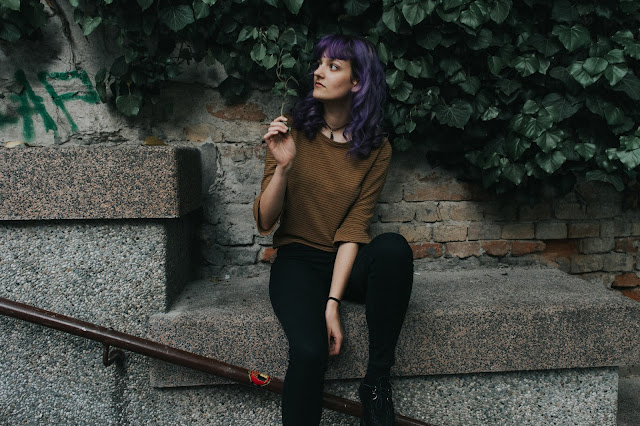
[102,343,125,366]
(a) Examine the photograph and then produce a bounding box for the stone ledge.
[0,146,201,220]
[148,267,640,388]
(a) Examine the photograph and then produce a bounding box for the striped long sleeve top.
[253,124,391,252]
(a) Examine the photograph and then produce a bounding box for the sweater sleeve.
[333,140,391,246]
[253,145,280,235]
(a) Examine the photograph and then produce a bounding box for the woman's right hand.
[263,116,296,172]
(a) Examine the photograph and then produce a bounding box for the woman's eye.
[330,64,338,70]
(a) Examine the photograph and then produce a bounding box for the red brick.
[207,102,267,121]
[541,239,578,268]
[481,240,511,257]
[445,241,481,258]
[511,240,546,256]
[260,247,278,263]
[612,273,640,288]
[541,239,578,257]
[615,237,640,253]
[411,243,444,259]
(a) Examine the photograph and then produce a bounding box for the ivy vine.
[3,0,640,198]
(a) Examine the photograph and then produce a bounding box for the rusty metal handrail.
[0,297,433,426]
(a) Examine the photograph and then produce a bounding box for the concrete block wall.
[0,146,201,423]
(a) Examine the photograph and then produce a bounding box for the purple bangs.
[314,36,355,62]
[292,34,388,158]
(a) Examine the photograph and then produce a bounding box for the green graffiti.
[38,70,100,133]
[0,69,102,142]
[11,70,58,142]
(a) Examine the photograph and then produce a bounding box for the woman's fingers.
[326,315,343,356]
[329,330,342,356]
[263,121,289,142]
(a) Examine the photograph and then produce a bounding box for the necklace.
[323,119,350,141]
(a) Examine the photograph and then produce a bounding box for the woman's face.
[312,56,358,103]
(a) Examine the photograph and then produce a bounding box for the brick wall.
[365,152,640,289]
[207,120,640,289]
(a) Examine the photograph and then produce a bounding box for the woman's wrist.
[327,296,341,306]
[275,162,293,176]
[326,297,340,315]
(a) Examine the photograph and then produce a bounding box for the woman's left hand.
[325,304,343,356]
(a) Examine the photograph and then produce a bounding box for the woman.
[253,34,413,426]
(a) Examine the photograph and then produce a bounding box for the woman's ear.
[351,80,360,92]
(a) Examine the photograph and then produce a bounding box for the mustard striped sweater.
[253,125,391,252]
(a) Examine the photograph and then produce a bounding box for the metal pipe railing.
[0,296,433,426]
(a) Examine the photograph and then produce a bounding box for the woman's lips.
[315,82,324,87]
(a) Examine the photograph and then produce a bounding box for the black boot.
[358,376,395,425]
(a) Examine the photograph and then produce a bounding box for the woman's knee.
[289,341,329,371]
[368,232,413,263]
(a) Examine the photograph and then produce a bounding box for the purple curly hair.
[291,34,387,158]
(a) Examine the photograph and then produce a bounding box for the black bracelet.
[327,296,341,306]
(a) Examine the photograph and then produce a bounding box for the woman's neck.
[322,101,351,134]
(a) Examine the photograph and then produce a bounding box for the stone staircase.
[146,266,640,424]
[2,145,640,425]
[149,267,640,387]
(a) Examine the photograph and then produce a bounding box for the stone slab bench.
[148,266,640,387]
[0,146,200,220]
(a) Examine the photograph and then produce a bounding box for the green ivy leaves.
[81,17,102,36]
[345,0,370,16]
[136,0,153,11]
[282,0,304,14]
[7,0,636,196]
[116,94,142,116]
[159,5,195,31]
[0,0,47,42]
[434,101,473,129]
[553,24,591,52]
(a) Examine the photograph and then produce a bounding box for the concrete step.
[148,266,640,388]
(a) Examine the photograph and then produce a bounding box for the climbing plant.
[0,0,47,42]
[3,0,640,197]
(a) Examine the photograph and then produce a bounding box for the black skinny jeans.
[269,233,414,425]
